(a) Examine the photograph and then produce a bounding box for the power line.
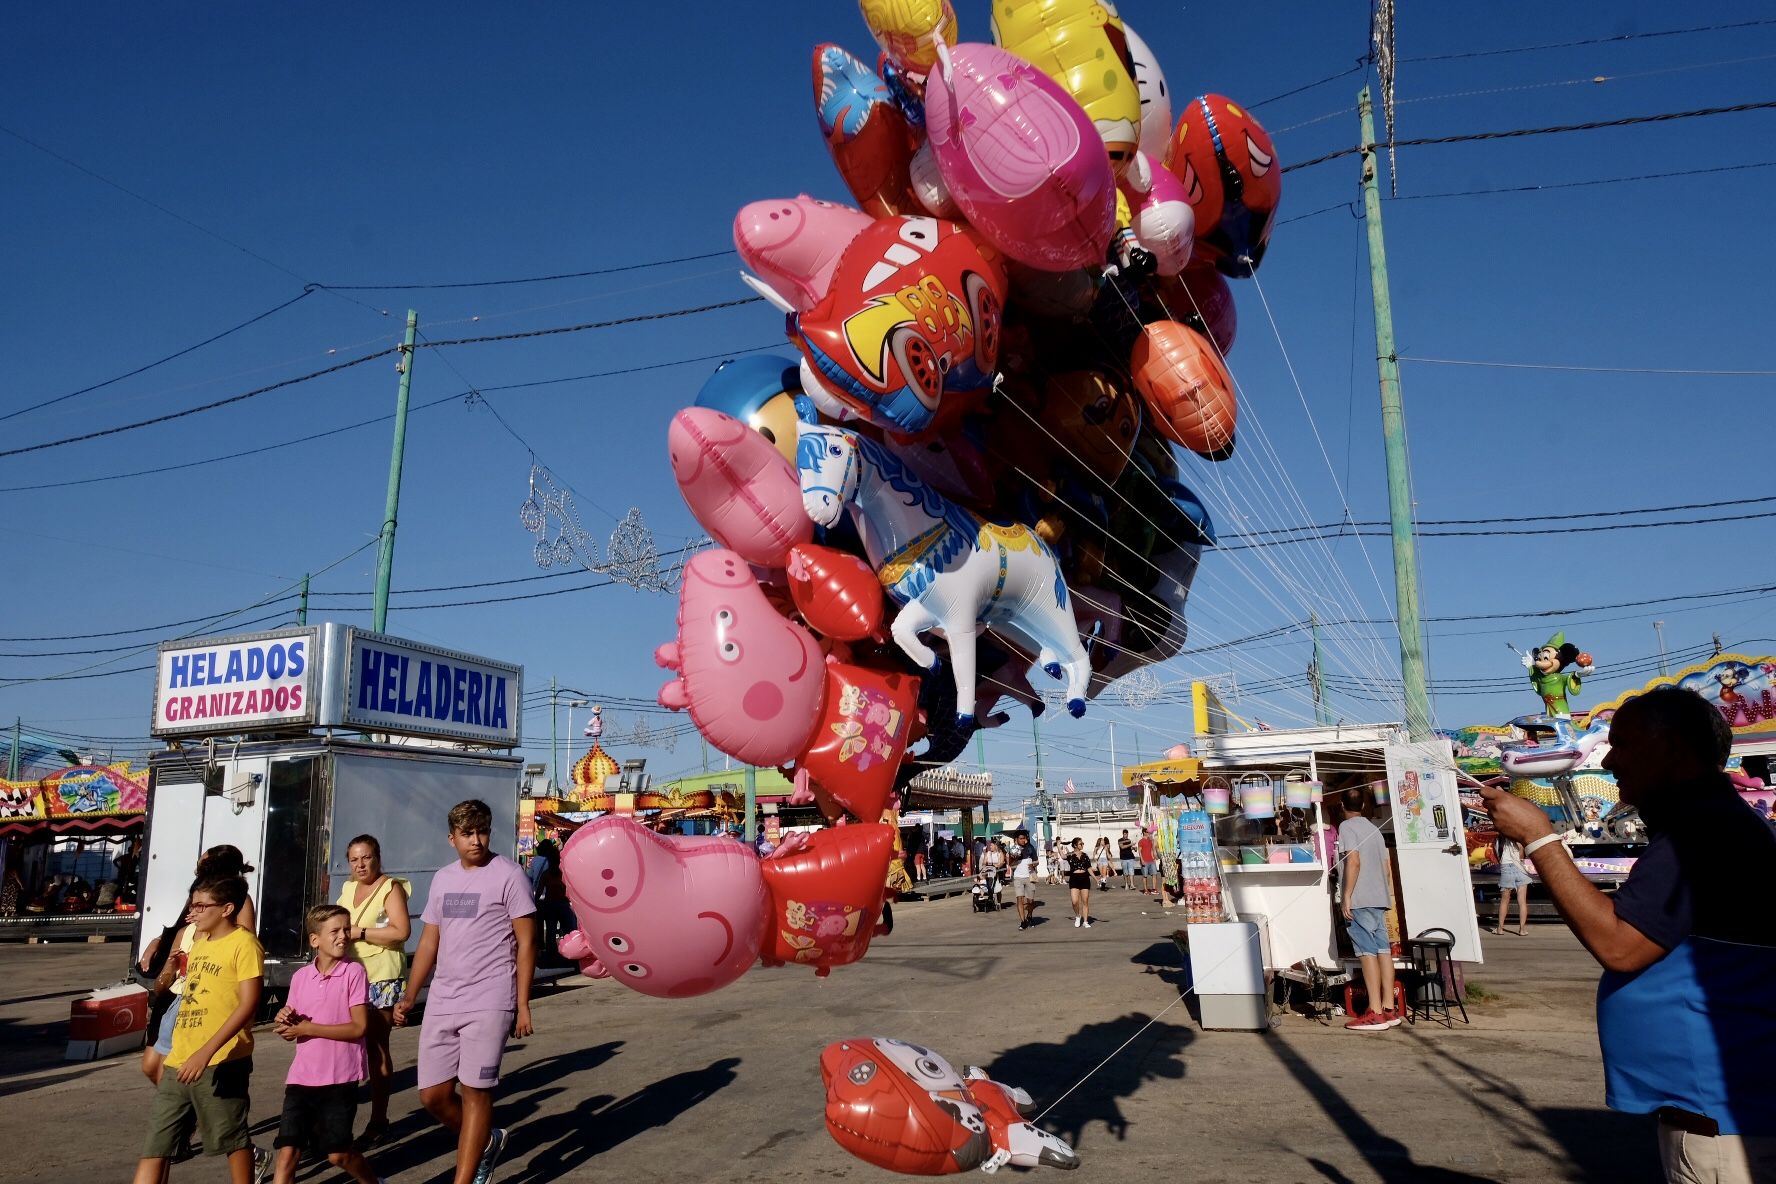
[314,250,737,291]
[414,297,763,349]
[1221,507,1776,548]
[0,289,317,424]
[1284,99,1776,174]
[1251,60,1370,109]
[1397,353,1776,376]
[1402,17,1776,63]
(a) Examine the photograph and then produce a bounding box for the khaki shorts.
[1013,876,1034,899]
[142,1056,253,1159]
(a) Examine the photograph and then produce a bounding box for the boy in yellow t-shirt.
[135,875,265,1184]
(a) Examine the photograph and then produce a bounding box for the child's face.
[310,914,351,960]
[449,825,492,866]
[186,893,233,935]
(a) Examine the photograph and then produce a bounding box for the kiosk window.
[259,757,316,959]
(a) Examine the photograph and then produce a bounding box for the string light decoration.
[518,462,695,592]
[1372,0,1398,194]
[1117,668,1164,710]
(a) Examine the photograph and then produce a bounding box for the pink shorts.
[418,1010,513,1091]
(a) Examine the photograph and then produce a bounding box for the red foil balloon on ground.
[820,1038,991,1174]
[761,824,894,975]
[1129,320,1237,459]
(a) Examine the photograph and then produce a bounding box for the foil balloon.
[786,542,884,641]
[961,1067,1081,1171]
[1166,94,1281,277]
[557,818,769,999]
[695,355,806,466]
[908,140,960,218]
[991,0,1142,177]
[1122,22,1172,163]
[816,43,920,217]
[1150,262,1237,354]
[821,1038,989,1174]
[1044,369,1142,485]
[1122,152,1194,276]
[761,824,894,975]
[795,659,919,821]
[792,215,1006,434]
[1129,320,1237,458]
[668,407,813,565]
[657,548,826,766]
[734,195,875,312]
[859,0,958,78]
[797,420,1093,726]
[923,43,1116,272]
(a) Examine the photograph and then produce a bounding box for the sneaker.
[471,1128,508,1184]
[1344,1012,1391,1031]
[1017,921,1028,931]
[252,1145,273,1184]
[1073,917,1082,928]
[1083,920,1093,928]
[1384,1008,1405,1028]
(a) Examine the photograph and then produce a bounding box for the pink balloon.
[669,407,813,566]
[1124,154,1195,277]
[733,195,875,312]
[923,43,1116,272]
[558,817,769,998]
[1166,744,1193,760]
[657,548,826,766]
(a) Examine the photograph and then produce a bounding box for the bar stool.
[1404,928,1469,1027]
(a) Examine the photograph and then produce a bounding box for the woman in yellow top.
[337,833,410,1145]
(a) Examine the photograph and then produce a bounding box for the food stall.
[1,763,148,939]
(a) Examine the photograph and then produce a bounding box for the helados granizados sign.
[151,625,522,746]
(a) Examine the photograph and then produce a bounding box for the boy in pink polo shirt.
[271,905,380,1184]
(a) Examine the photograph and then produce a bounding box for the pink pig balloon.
[924,43,1115,272]
[669,407,813,567]
[733,195,876,312]
[657,547,827,766]
[558,817,769,998]
[1123,152,1194,276]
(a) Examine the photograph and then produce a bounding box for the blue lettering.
[169,654,190,689]
[490,677,508,731]
[286,639,305,677]
[191,652,209,685]
[245,646,265,681]
[224,648,245,684]
[356,647,378,709]
[452,667,467,722]
[397,655,415,716]
[267,643,286,680]
[466,670,483,727]
[435,664,451,719]
[414,660,433,718]
[381,651,400,713]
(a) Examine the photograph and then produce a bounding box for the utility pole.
[1359,88,1432,741]
[1108,721,1118,792]
[297,573,310,626]
[1654,621,1669,676]
[743,765,758,843]
[549,675,559,793]
[372,310,419,633]
[7,718,19,780]
[1309,612,1330,725]
[1032,711,1051,849]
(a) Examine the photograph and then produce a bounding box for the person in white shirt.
[1008,831,1038,931]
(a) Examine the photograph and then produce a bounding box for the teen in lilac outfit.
[394,800,536,1184]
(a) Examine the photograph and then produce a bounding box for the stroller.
[970,873,1004,913]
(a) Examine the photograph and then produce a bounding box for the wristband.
[1523,833,1563,858]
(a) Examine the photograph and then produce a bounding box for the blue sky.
[4,3,1774,803]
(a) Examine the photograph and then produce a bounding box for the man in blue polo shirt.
[1484,687,1776,1183]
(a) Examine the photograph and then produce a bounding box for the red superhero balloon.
[786,542,884,641]
[794,658,919,822]
[1165,95,1281,277]
[820,1038,991,1174]
[1129,320,1238,459]
[761,824,894,975]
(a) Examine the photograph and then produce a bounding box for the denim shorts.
[152,993,183,1055]
[1347,906,1390,956]
[1498,863,1531,890]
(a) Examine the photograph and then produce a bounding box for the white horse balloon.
[796,421,1091,727]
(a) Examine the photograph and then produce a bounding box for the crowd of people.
[131,800,535,1184]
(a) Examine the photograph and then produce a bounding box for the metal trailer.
[136,737,521,1000]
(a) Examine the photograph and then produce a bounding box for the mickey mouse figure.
[1523,631,1595,717]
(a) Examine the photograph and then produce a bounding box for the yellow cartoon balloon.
[992,0,1142,177]
[858,0,958,77]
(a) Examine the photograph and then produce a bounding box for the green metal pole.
[297,573,310,626]
[1359,89,1432,741]
[1310,612,1330,725]
[7,717,19,780]
[371,310,419,633]
[743,765,758,843]
[1032,712,1050,848]
[549,675,558,794]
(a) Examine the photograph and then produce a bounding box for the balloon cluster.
[822,1038,1078,1174]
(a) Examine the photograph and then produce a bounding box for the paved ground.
[0,884,1659,1182]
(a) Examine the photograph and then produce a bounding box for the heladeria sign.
[153,628,318,736]
[343,630,522,746]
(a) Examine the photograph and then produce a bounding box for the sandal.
[1487,927,1503,935]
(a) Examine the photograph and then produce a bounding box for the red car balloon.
[761,824,894,975]
[1129,320,1237,459]
[795,658,919,821]
[786,542,884,641]
[820,1037,991,1174]
[793,216,1007,436]
[1165,95,1280,277]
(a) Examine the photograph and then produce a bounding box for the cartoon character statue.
[1523,632,1595,717]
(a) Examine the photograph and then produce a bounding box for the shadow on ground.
[985,1011,1192,1149]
